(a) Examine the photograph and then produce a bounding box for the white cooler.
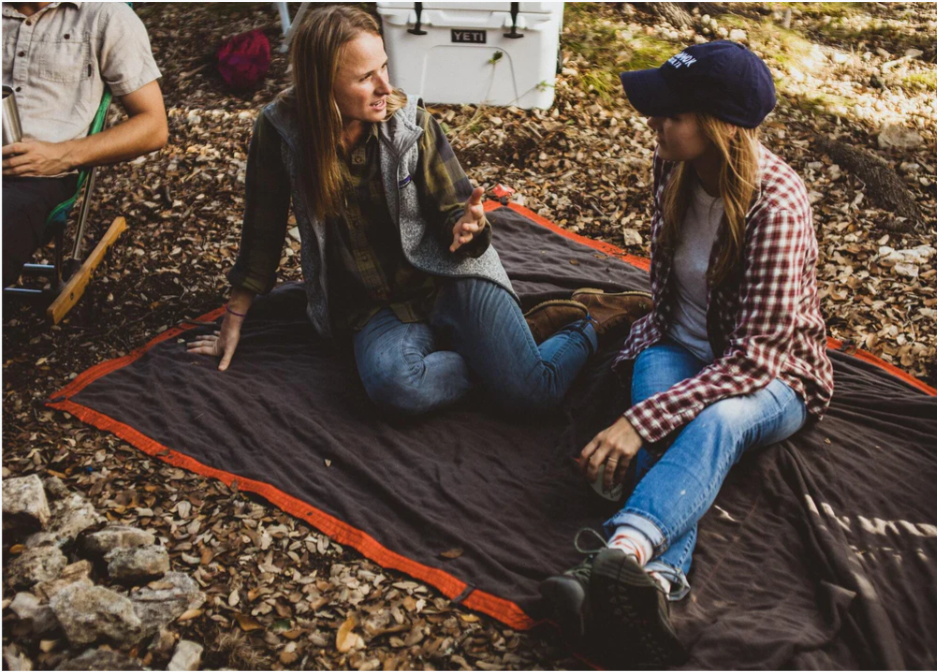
[376,2,564,109]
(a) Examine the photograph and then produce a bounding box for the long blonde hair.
[660,114,761,285]
[283,4,406,220]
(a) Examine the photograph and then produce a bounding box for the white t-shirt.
[667,179,724,364]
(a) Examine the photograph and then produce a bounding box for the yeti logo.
[667,51,697,68]
[451,29,486,43]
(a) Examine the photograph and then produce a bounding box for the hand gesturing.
[450,187,486,253]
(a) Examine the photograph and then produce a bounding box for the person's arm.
[226,112,292,295]
[189,112,291,371]
[412,107,492,258]
[1,81,168,176]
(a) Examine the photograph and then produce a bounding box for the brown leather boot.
[524,300,589,345]
[571,288,653,343]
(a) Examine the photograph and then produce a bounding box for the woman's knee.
[360,359,432,417]
[435,277,505,318]
[683,398,753,465]
[697,396,749,428]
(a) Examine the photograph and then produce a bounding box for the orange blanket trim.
[49,307,227,401]
[46,394,535,630]
[44,208,935,632]
[484,200,651,271]
[826,337,936,396]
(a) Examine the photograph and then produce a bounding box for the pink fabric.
[217,29,270,91]
[614,147,835,444]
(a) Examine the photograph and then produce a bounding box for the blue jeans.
[604,340,807,599]
[353,278,597,416]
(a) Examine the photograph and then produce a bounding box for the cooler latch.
[408,2,428,36]
[504,2,525,39]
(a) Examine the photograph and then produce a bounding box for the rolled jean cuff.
[645,560,691,602]
[602,510,667,553]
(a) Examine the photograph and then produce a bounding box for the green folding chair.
[5,87,127,322]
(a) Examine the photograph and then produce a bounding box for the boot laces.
[561,528,606,580]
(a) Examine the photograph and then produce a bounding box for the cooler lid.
[377,2,561,14]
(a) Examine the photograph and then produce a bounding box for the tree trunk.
[814,135,923,232]
[632,2,694,29]
[696,3,729,17]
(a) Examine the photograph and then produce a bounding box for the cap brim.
[619,68,688,117]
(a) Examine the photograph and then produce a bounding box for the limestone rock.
[3,475,51,535]
[36,560,91,602]
[622,228,643,247]
[49,583,144,646]
[878,124,924,150]
[168,640,203,671]
[149,627,177,659]
[106,545,169,583]
[35,560,94,601]
[878,244,935,266]
[42,476,71,501]
[130,572,204,638]
[894,262,919,278]
[6,546,68,588]
[81,525,156,558]
[3,644,32,671]
[26,492,104,549]
[55,648,142,671]
[9,592,43,619]
[9,592,60,637]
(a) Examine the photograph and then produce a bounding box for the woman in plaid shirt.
[542,42,834,667]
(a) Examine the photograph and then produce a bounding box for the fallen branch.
[882,48,923,71]
[814,135,923,232]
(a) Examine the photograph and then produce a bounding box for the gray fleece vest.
[263,94,515,339]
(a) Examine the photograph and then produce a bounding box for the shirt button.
[15,86,22,92]
[18,51,25,57]
[64,34,70,40]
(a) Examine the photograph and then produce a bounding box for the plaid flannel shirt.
[613,145,834,444]
[229,106,490,331]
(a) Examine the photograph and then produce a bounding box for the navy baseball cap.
[619,40,776,128]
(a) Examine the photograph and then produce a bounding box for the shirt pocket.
[38,33,91,83]
[3,27,18,74]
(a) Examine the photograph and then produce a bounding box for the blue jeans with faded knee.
[604,340,807,599]
[352,278,597,416]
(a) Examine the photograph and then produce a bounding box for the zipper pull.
[88,63,92,78]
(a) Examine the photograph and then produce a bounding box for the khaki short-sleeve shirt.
[2,1,162,144]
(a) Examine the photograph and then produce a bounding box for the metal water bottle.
[2,85,24,145]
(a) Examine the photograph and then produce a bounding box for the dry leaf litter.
[3,3,935,670]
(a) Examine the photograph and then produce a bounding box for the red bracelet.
[226,304,247,318]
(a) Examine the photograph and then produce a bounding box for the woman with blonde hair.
[541,41,834,666]
[189,5,641,416]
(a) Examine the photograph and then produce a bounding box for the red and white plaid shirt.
[614,146,834,444]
